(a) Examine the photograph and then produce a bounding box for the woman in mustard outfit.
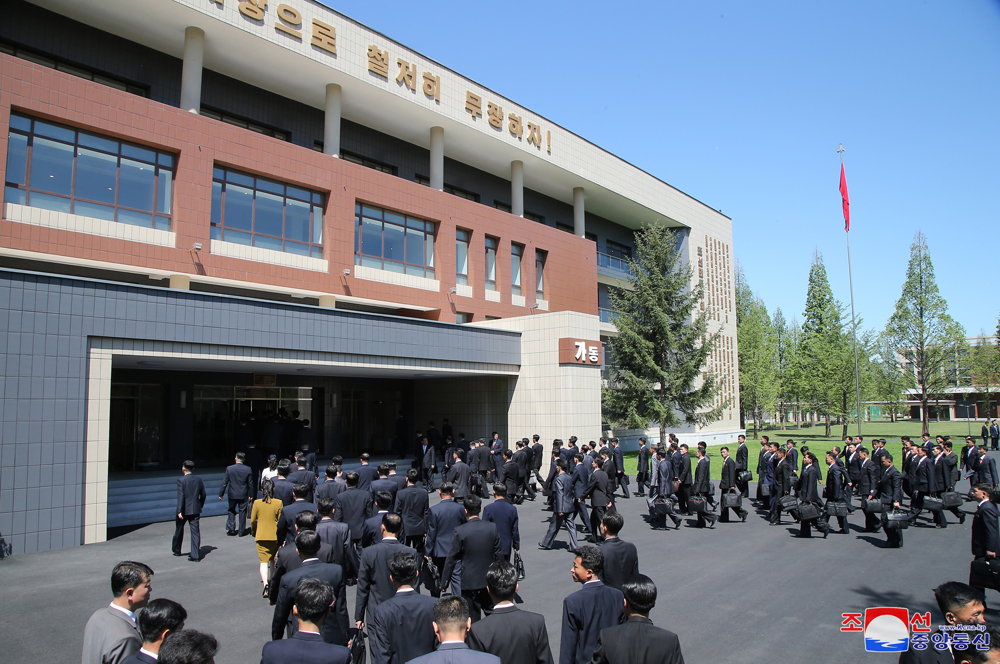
[250,477,282,598]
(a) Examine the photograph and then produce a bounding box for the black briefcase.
[760,483,771,497]
[884,509,910,530]
[796,502,821,521]
[779,495,799,510]
[653,498,674,515]
[923,496,944,512]
[513,549,526,580]
[863,499,883,513]
[942,492,962,508]
[738,471,753,483]
[350,629,367,664]
[722,491,742,508]
[970,558,1000,592]
[826,501,849,517]
[689,497,709,514]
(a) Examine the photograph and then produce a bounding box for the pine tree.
[603,225,724,446]
[969,326,1000,418]
[735,264,778,437]
[885,231,966,436]
[773,308,791,429]
[872,330,909,422]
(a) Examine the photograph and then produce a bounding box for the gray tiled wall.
[0,268,520,556]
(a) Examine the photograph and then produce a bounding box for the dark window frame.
[0,41,149,97]
[415,175,480,202]
[200,106,289,141]
[354,202,436,279]
[341,150,396,175]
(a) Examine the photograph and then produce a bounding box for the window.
[535,250,547,300]
[556,222,574,234]
[511,243,524,296]
[211,166,325,258]
[606,239,632,260]
[0,42,147,97]
[494,201,512,213]
[415,175,480,202]
[585,232,597,243]
[456,312,472,324]
[200,107,288,141]
[485,236,498,291]
[4,113,174,230]
[354,203,436,278]
[525,211,544,224]
[341,151,396,175]
[456,228,470,286]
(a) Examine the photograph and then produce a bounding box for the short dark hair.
[158,630,218,664]
[277,460,292,477]
[375,490,393,510]
[976,483,995,498]
[382,512,403,535]
[317,498,335,517]
[325,464,338,479]
[111,561,154,597]
[962,624,1000,663]
[883,452,894,462]
[377,463,390,476]
[345,472,359,487]
[182,460,195,472]
[486,561,518,601]
[493,483,507,497]
[572,545,604,576]
[235,452,246,462]
[295,510,319,532]
[406,468,420,484]
[622,575,657,615]
[388,551,420,586]
[361,453,371,462]
[137,598,187,643]
[294,578,333,625]
[464,494,482,516]
[433,596,469,630]
[295,530,322,558]
[438,482,454,495]
[556,459,568,471]
[602,510,624,536]
[720,446,729,453]
[934,581,984,618]
[293,483,310,499]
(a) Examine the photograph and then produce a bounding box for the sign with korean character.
[559,338,603,366]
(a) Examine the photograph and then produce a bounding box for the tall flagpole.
[839,144,863,437]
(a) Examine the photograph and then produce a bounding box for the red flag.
[839,163,850,232]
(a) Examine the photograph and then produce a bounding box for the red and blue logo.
[863,608,911,652]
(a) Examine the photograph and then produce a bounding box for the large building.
[0,0,740,554]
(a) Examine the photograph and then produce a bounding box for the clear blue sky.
[321,0,1000,336]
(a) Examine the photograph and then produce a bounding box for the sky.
[321,0,1000,337]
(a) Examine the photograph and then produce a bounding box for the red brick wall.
[0,54,598,321]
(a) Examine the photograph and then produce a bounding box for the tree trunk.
[824,414,831,437]
[921,396,930,436]
[659,421,666,451]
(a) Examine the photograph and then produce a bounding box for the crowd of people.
[81,427,1000,664]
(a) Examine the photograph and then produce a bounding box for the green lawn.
[622,419,984,482]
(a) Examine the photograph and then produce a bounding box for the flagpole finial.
[837,143,845,154]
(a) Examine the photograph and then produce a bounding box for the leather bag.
[760,483,771,497]
[923,496,944,512]
[672,480,682,495]
[862,499,883,513]
[826,501,849,517]
[884,509,910,530]
[653,499,674,515]
[350,629,367,664]
[796,502,821,521]
[738,470,753,483]
[689,497,709,514]
[942,492,962,508]
[722,491,742,508]
[779,495,799,510]
[513,549,526,580]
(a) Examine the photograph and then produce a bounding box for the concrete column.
[318,295,337,308]
[429,127,444,191]
[180,27,205,114]
[573,186,585,237]
[511,160,524,217]
[168,275,191,290]
[324,84,342,157]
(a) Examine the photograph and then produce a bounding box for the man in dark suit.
[356,453,379,492]
[296,419,318,475]
[371,464,400,505]
[501,450,520,502]
[482,484,519,561]
[560,545,625,664]
[583,458,612,543]
[610,439,630,499]
[172,460,206,561]
[121,598,187,664]
[797,452,830,539]
[978,444,998,486]
[540,460,579,551]
[362,492,395,548]
[691,448,717,528]
[589,575,683,664]
[316,465,347,503]
[269,512,341,604]
[490,432,505,482]
[387,462,408,493]
[651,448,682,530]
[856,448,880,532]
[426,482,468,596]
[261,578,350,664]
[531,435,545,485]
[395,469,430,551]
[513,440,534,501]
[899,582,986,664]
[933,445,965,527]
[289,454,317,502]
[908,446,935,525]
[768,448,793,525]
[570,454,592,535]
[408,597,501,664]
[420,437,437,492]
[447,451,473,502]
[368,551,437,664]
[272,460,295,508]
[317,498,357,582]
[441,494,503,622]
[479,438,496,489]
[469,561,553,664]
[333,472,373,551]
[598,511,638,591]
[218,452,253,536]
[754,438,768,503]
[717,447,748,523]
[675,445,693,515]
[823,452,849,534]
[733,435,749,498]
[971,483,1000,573]
[877,453,904,548]
[355,514,417,629]
[276,483,319,546]
[634,438,650,497]
[82,561,152,664]
[784,440,799,475]
[271,531,349,646]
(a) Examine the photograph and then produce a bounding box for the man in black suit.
[426,482,468,595]
[289,454,317,502]
[933,445,965,527]
[482,484,519,561]
[371,464,400,505]
[441,494,502,622]
[490,432,505,483]
[218,452,253,536]
[387,462,408,493]
[583,458,612,543]
[276,483,318,546]
[356,453,379,492]
[856,448,880,532]
[970,483,1000,582]
[877,453,904,548]
[540,460,579,551]
[797,452,830,539]
[271,531,349,646]
[355,514,417,629]
[333,472,373,552]
[261,578,351,664]
[908,445,935,526]
[316,465,347,503]
[269,512,341,604]
[395,469,430,551]
[272,460,295,508]
[570,454,592,535]
[531,435,545,485]
[121,599,187,664]
[823,452,849,534]
[316,498,357,583]
[469,561,553,664]
[768,448,793,525]
[634,438,650,497]
[172,460,206,561]
[754,437,768,503]
[610,439,630,499]
[734,435,749,498]
[501,450,521,503]
[589,575,683,664]
[419,437,437,492]
[692,448,717,528]
[559,545,625,664]
[542,447,561,511]
[513,439,534,501]
[598,511,638,591]
[362,491,394,548]
[651,448,682,530]
[718,446,748,523]
[447,451,473,503]
[408,597,501,664]
[369,551,436,664]
[675,445,693,515]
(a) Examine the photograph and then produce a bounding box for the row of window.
[460,226,545,298]
[1,41,147,97]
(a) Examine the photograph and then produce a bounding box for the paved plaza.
[0,478,992,664]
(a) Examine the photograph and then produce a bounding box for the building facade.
[0,0,740,554]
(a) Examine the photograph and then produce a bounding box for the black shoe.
[674,519,682,530]
[537,543,551,550]
[226,530,237,536]
[188,557,201,562]
[839,529,848,535]
[960,514,967,525]
[822,530,829,539]
[262,583,269,599]
[935,524,946,529]
[741,512,748,523]
[172,552,183,557]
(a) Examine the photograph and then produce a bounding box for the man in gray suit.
[407,597,500,664]
[82,561,153,664]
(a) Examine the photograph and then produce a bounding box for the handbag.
[884,509,910,530]
[689,497,708,514]
[942,492,962,508]
[350,629,367,664]
[722,491,742,508]
[738,470,753,483]
[513,549,526,580]
[779,495,799,510]
[796,502,821,521]
[826,501,849,517]
[923,496,944,512]
[672,480,682,495]
[862,499,883,513]
[760,483,771,497]
[653,498,674,515]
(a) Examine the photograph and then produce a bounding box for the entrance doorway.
[341,388,401,455]
[109,384,167,472]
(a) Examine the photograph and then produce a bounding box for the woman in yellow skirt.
[251,477,282,598]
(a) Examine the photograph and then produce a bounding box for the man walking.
[172,461,206,561]
[82,561,153,664]
[878,453,904,549]
[588,576,684,664]
[368,551,437,664]
[482,484,519,561]
[271,531,349,646]
[539,460,579,551]
[425,482,467,596]
[395,469,430,551]
[559,546,625,664]
[598,511,638,591]
[582,458,612,543]
[441,494,503,622]
[611,439,630,499]
[718,446,748,523]
[469,561,553,664]
[219,452,253,536]
[635,438,650,497]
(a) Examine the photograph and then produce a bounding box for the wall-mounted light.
[190,243,203,252]
[342,269,351,276]
[449,287,457,294]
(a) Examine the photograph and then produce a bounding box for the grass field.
[622,419,987,482]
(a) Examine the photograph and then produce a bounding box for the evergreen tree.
[969,324,1000,418]
[735,263,778,437]
[872,330,909,422]
[885,231,966,436]
[772,308,792,429]
[603,225,724,445]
